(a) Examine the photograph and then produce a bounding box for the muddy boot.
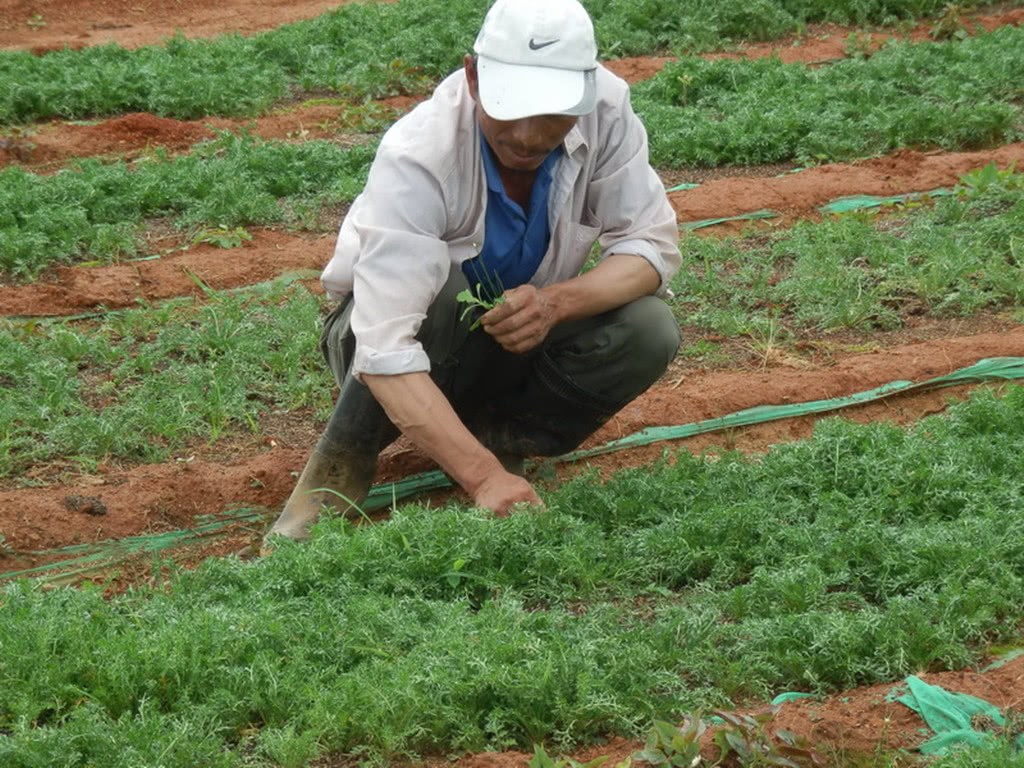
[262,377,397,551]
[264,446,378,543]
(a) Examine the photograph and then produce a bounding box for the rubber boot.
[263,445,378,542]
[263,377,397,549]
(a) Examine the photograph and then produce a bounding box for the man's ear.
[464,54,479,102]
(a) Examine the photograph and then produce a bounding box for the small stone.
[63,495,108,516]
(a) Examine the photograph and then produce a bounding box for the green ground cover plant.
[0,0,1016,124]
[634,24,1024,167]
[588,0,996,56]
[670,167,1024,339]
[0,133,373,279]
[0,280,328,477]
[3,168,1020,478]
[1,385,1022,765]
[8,21,1024,281]
[932,740,1024,767]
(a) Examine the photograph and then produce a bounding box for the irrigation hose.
[675,185,958,230]
[2,357,1022,583]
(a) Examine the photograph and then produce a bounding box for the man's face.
[464,55,578,173]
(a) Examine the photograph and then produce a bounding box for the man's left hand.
[479,285,557,354]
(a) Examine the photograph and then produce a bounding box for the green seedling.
[712,708,825,767]
[192,225,254,249]
[530,743,631,768]
[958,163,1022,198]
[457,264,506,330]
[633,717,704,767]
[456,283,504,330]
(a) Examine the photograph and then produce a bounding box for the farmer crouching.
[264,0,682,545]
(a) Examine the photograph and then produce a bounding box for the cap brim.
[476,56,596,121]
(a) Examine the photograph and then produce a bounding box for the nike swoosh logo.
[529,38,559,50]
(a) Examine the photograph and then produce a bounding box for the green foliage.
[0,280,329,476]
[191,224,253,249]
[928,733,1024,767]
[531,742,630,768]
[635,25,1024,167]
[2,386,1024,763]
[0,0,485,124]
[670,169,1024,335]
[712,708,824,766]
[457,281,506,330]
[0,0,1014,123]
[633,717,704,767]
[0,134,374,280]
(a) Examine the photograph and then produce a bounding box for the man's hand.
[472,469,544,516]
[478,255,662,354]
[479,284,557,354]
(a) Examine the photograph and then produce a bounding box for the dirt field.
[2,3,1023,766]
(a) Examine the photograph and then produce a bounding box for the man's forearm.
[540,252,661,325]
[362,371,501,495]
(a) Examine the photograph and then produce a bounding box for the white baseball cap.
[473,0,598,121]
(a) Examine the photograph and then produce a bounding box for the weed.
[191,225,253,249]
[457,262,507,329]
[957,162,1023,198]
[531,742,631,768]
[712,708,825,766]
[930,3,970,40]
[844,31,876,59]
[633,717,703,767]
[635,25,1024,168]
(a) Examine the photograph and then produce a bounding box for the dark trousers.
[318,269,681,458]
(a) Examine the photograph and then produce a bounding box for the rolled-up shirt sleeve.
[345,143,452,378]
[586,78,681,293]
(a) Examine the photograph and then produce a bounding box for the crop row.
[0,135,373,280]
[2,170,1022,477]
[2,384,1022,765]
[0,0,1006,125]
[634,23,1024,166]
[673,165,1024,340]
[4,24,1024,281]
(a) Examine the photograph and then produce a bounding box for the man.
[265,0,682,543]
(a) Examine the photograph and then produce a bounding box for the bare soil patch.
[0,0,370,52]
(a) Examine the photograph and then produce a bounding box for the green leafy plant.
[457,263,506,330]
[530,743,631,768]
[712,708,825,767]
[633,717,704,767]
[957,162,1023,198]
[930,3,970,40]
[456,282,504,330]
[191,225,253,249]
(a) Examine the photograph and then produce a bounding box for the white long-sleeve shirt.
[321,65,681,378]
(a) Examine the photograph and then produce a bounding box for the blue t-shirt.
[462,135,562,302]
